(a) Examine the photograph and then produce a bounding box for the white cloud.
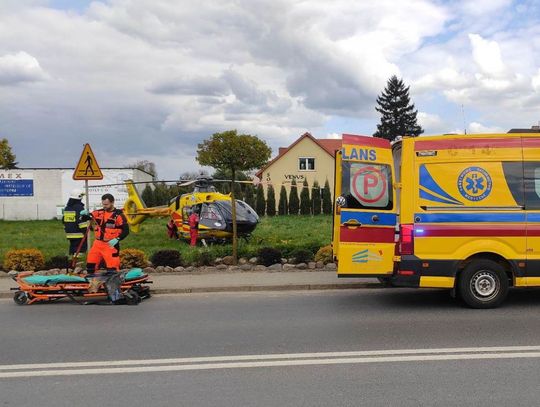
[468,122,505,133]
[0,51,48,85]
[417,112,446,133]
[468,34,507,77]
[460,0,512,16]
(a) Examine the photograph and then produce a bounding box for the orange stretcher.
[11,268,151,305]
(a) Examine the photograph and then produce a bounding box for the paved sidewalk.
[0,271,380,298]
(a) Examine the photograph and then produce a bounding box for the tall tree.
[322,180,332,215]
[278,185,288,216]
[266,184,276,216]
[244,184,255,209]
[373,75,423,141]
[289,179,299,215]
[300,179,311,215]
[311,180,322,215]
[0,138,18,169]
[197,130,271,263]
[255,184,266,216]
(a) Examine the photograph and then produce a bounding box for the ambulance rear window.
[341,162,393,210]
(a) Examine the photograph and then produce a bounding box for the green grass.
[0,215,333,267]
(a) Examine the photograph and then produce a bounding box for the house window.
[299,157,315,171]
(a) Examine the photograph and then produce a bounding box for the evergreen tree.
[141,184,154,207]
[233,182,243,202]
[244,184,255,209]
[373,75,423,141]
[300,179,311,215]
[255,184,266,216]
[311,180,322,215]
[153,183,169,205]
[288,179,299,215]
[266,185,276,216]
[322,180,332,215]
[278,185,288,216]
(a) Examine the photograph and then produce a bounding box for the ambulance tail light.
[399,224,414,255]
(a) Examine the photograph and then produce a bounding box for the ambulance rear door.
[334,134,397,277]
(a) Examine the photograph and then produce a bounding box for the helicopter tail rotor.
[123,180,148,233]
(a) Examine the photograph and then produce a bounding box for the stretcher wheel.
[13,291,28,305]
[124,290,141,306]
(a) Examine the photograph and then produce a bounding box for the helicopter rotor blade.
[87,179,180,189]
[177,180,197,187]
[212,179,256,184]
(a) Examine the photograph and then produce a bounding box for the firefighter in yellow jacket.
[62,189,90,256]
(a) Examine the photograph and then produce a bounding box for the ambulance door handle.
[343,220,361,228]
[372,215,380,223]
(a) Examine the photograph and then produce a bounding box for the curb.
[0,282,382,299]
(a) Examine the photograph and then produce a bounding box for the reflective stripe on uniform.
[66,233,84,239]
[78,221,90,228]
[63,211,76,223]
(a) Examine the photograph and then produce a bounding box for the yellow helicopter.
[123,176,259,243]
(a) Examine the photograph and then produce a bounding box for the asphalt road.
[2,288,540,406]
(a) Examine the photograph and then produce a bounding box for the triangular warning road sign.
[73,144,104,180]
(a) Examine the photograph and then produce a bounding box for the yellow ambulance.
[333,133,540,308]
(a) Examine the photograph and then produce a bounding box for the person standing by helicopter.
[188,207,200,246]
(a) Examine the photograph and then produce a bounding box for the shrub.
[44,255,70,270]
[4,249,45,271]
[315,245,333,264]
[244,185,255,209]
[150,249,182,268]
[255,184,266,216]
[311,180,322,215]
[322,180,332,214]
[300,180,311,215]
[278,185,288,215]
[257,247,282,266]
[289,179,299,215]
[291,248,313,264]
[266,185,276,216]
[120,248,148,269]
[191,249,214,267]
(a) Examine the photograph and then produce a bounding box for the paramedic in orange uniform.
[86,193,129,275]
[188,208,200,247]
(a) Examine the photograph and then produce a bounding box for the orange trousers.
[87,240,120,272]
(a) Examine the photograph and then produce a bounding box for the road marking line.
[2,345,540,370]
[2,346,540,378]
[2,352,540,378]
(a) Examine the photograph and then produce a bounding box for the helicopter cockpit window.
[200,204,223,221]
[215,200,258,222]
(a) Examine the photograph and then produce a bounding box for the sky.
[1,0,540,179]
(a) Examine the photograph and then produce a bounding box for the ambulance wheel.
[124,290,141,306]
[13,291,28,305]
[458,259,508,309]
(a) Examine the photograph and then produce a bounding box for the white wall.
[0,169,153,220]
